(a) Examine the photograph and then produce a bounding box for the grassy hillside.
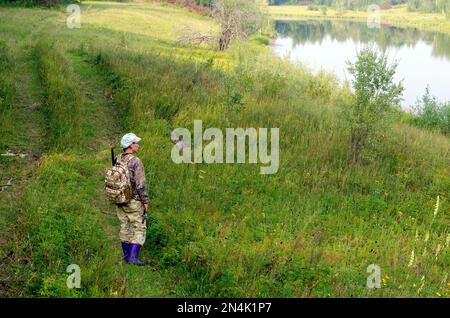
[0,1,449,298]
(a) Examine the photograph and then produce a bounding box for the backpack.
[105,154,134,204]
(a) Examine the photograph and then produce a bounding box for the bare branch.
[176,26,218,49]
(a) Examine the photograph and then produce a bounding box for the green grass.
[91,40,449,297]
[35,40,86,151]
[0,41,16,153]
[0,1,449,298]
[8,153,125,297]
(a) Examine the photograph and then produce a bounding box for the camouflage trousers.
[117,199,147,246]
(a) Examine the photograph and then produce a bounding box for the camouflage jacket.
[118,153,149,204]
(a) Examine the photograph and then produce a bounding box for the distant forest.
[1,0,447,15]
[192,0,449,15]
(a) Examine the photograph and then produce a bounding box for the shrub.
[410,87,450,134]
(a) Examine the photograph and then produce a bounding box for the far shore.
[267,4,450,35]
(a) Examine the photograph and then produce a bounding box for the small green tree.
[411,87,450,134]
[343,47,404,164]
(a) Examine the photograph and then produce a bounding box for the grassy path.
[0,45,46,201]
[68,50,120,149]
[68,49,172,297]
[67,48,121,239]
[0,43,46,296]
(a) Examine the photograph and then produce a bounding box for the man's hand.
[143,203,149,212]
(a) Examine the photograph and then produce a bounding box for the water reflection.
[272,20,450,108]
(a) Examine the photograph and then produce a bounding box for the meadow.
[0,1,448,297]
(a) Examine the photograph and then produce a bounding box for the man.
[116,133,149,266]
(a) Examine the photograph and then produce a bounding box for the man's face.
[130,142,140,153]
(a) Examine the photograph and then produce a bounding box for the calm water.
[271,19,450,109]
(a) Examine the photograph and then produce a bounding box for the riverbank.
[268,4,450,36]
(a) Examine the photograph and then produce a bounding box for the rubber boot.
[127,243,145,266]
[121,242,131,261]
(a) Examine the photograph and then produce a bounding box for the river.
[271,19,450,109]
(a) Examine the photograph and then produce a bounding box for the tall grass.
[89,37,449,297]
[8,153,126,297]
[0,41,15,153]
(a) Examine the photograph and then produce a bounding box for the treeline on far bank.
[268,0,450,15]
[0,0,79,5]
[0,0,211,7]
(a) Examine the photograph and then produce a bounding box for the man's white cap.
[120,133,141,148]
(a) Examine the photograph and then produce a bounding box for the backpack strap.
[116,154,135,166]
